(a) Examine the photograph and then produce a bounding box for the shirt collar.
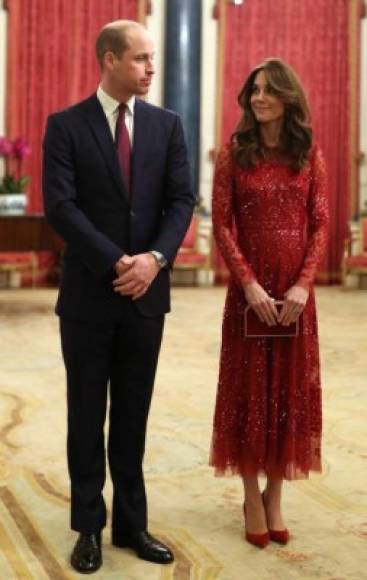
[97,85,135,117]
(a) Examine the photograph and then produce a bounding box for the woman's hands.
[244,282,309,326]
[278,285,309,325]
[243,281,278,326]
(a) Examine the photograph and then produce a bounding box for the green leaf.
[0,173,30,193]
[19,176,30,189]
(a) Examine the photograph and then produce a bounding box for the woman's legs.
[263,478,286,530]
[242,477,268,534]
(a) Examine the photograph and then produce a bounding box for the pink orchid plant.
[0,136,31,194]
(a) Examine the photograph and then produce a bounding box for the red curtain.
[6,0,138,213]
[215,0,361,284]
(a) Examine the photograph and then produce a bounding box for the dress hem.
[209,462,322,481]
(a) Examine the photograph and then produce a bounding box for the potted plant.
[0,136,31,215]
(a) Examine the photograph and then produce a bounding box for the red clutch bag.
[244,301,299,338]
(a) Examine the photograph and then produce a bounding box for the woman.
[210,58,328,548]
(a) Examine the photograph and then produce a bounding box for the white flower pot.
[0,193,27,215]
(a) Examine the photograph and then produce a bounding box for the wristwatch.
[149,250,168,269]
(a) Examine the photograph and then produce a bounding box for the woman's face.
[250,70,285,124]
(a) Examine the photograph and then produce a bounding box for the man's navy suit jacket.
[43,95,195,320]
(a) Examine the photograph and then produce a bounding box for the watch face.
[157,256,166,267]
[151,251,166,267]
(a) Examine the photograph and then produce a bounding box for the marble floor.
[0,286,366,579]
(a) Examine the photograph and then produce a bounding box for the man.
[43,20,195,574]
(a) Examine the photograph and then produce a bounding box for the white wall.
[145,0,165,107]
[199,0,217,212]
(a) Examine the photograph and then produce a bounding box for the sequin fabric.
[210,144,329,480]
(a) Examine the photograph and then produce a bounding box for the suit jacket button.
[130,210,136,218]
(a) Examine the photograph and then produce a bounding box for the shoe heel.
[243,503,269,549]
[262,492,290,544]
[245,531,270,548]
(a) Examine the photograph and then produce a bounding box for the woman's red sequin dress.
[210,144,329,480]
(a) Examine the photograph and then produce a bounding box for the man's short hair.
[95,20,141,68]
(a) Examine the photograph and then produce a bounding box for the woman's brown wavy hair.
[232,58,312,171]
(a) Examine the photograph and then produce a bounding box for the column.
[164,0,201,193]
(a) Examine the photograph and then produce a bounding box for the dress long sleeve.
[296,145,329,289]
[212,145,256,287]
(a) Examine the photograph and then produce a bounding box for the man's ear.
[103,51,115,70]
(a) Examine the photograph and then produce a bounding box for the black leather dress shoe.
[112,530,174,564]
[70,533,102,574]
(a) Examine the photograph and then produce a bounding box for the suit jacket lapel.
[131,99,151,205]
[81,95,130,204]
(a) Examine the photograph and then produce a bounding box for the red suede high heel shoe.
[261,492,290,545]
[243,503,270,549]
[268,528,290,544]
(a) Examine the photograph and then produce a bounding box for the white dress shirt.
[96,85,135,145]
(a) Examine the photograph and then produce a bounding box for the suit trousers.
[60,300,165,535]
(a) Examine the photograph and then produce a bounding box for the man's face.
[107,27,155,99]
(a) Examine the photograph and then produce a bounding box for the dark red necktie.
[115,103,131,191]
